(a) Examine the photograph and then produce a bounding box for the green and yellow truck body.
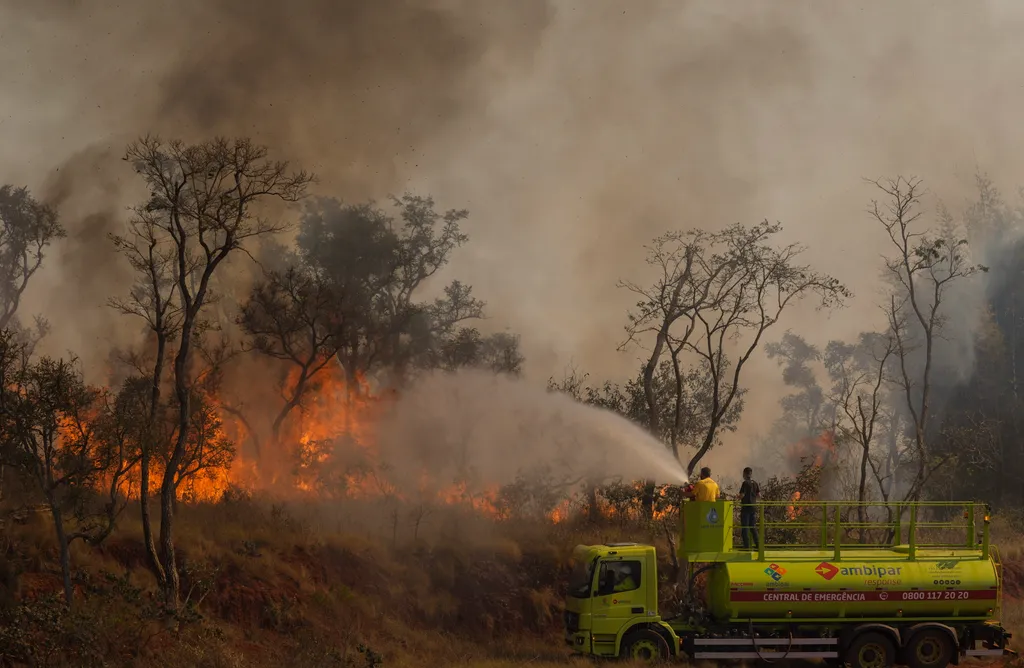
[564,500,1013,667]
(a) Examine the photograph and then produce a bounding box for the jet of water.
[374,368,691,492]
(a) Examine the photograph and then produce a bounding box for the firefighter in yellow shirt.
[688,467,720,502]
[677,467,719,573]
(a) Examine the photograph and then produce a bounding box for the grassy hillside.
[2,494,1023,667]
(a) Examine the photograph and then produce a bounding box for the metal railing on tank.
[731,500,991,562]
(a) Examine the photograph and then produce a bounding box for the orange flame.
[786,430,836,468]
[548,499,571,524]
[81,361,594,524]
[786,491,801,520]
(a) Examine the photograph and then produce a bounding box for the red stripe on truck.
[730,590,998,603]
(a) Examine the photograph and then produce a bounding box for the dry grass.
[3,494,632,667]
[3,495,1023,667]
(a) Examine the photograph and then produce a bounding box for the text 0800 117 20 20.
[730,590,998,603]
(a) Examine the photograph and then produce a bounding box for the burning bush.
[758,459,827,546]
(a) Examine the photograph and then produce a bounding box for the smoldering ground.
[3,1,1024,475]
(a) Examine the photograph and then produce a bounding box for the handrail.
[727,500,992,561]
[993,544,1003,618]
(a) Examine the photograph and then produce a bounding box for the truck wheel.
[621,629,670,663]
[906,630,954,668]
[844,632,896,668]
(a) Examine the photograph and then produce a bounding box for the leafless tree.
[119,135,312,608]
[620,222,850,513]
[109,205,182,583]
[868,176,986,501]
[408,502,434,541]
[824,332,896,538]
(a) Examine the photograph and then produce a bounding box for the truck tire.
[844,631,897,668]
[621,629,670,663]
[905,629,954,668]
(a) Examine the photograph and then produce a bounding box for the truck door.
[592,558,646,628]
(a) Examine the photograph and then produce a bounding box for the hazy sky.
[3,0,1024,470]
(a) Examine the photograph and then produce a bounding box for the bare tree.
[109,206,181,584]
[868,177,986,501]
[546,359,741,521]
[120,135,312,607]
[408,502,434,541]
[824,332,896,537]
[620,222,850,512]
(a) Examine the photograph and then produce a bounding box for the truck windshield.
[568,558,596,598]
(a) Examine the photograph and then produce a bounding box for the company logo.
[706,509,719,525]
[815,562,903,581]
[764,563,787,582]
[934,560,958,570]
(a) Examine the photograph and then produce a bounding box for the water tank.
[706,554,999,621]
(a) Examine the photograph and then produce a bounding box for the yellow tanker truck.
[563,499,1014,667]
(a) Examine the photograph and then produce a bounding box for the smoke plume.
[2,0,550,369]
[3,0,1024,472]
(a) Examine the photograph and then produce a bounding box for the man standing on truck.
[738,466,760,550]
[689,467,720,501]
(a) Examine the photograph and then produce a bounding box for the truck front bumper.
[565,630,589,651]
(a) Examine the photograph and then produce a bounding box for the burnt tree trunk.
[48,494,74,608]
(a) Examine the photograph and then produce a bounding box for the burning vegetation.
[5,2,1024,664]
[1,128,1024,667]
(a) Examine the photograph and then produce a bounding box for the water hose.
[748,619,795,663]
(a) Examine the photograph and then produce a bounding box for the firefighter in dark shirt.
[738,466,760,550]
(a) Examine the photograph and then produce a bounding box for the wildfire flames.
[786,491,801,520]
[547,485,673,524]
[786,430,837,468]
[84,368,845,529]
[783,429,836,520]
[80,363,694,526]
[86,363,519,521]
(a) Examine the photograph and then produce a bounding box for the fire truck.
[563,499,1013,667]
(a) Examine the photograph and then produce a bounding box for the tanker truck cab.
[564,543,674,658]
[563,499,1014,667]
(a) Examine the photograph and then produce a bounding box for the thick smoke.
[2,0,549,369]
[3,1,1024,473]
